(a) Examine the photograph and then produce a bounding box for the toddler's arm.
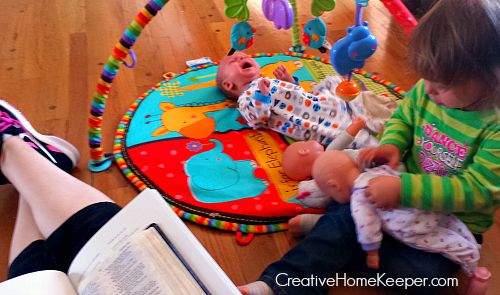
[399,137,499,213]
[358,86,420,168]
[378,84,418,155]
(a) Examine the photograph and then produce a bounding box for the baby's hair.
[408,0,500,107]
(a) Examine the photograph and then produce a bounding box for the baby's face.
[218,52,261,97]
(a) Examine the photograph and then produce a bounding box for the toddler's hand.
[365,176,401,209]
[273,65,295,83]
[359,144,400,169]
[258,78,271,95]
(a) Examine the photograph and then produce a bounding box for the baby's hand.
[258,78,271,95]
[359,144,400,169]
[273,65,295,83]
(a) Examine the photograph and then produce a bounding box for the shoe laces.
[0,111,26,133]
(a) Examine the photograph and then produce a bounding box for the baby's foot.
[238,281,274,295]
[288,214,323,238]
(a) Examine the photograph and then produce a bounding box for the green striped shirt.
[380,80,499,233]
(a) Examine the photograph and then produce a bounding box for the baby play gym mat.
[112,52,405,235]
[86,0,410,240]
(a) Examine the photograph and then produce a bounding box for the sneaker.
[0,99,80,184]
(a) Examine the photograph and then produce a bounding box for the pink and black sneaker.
[0,99,80,184]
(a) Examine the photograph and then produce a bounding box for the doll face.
[218,52,261,97]
[312,150,360,204]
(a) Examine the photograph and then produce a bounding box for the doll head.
[216,52,261,98]
[282,141,324,181]
[311,150,361,203]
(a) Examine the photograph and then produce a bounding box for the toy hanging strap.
[88,0,170,172]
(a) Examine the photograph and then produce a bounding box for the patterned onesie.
[351,164,480,275]
[237,75,379,149]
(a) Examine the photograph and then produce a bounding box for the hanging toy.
[330,0,377,101]
[228,22,256,55]
[225,0,250,22]
[302,0,335,53]
[262,0,294,30]
[311,0,336,17]
[224,0,255,55]
[302,18,331,53]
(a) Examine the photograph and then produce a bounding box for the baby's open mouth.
[241,61,252,69]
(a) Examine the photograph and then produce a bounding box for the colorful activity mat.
[114,52,406,235]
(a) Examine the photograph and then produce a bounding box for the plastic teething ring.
[236,231,255,246]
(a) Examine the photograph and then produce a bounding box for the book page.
[0,270,77,295]
[77,227,205,295]
[68,188,239,295]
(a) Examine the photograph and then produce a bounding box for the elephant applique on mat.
[185,139,268,203]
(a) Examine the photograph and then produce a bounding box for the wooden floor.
[0,0,498,294]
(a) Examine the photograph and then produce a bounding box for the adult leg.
[8,197,43,265]
[1,136,113,237]
[345,233,460,295]
[259,202,360,295]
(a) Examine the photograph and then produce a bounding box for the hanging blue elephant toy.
[330,0,377,100]
[228,21,256,55]
[330,22,377,76]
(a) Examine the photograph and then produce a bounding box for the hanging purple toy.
[262,0,294,30]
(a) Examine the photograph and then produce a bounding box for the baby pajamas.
[351,165,480,275]
[237,76,380,149]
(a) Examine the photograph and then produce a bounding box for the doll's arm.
[326,117,366,151]
[351,189,382,268]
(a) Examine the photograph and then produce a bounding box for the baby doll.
[282,116,367,181]
[311,149,487,281]
[281,117,367,212]
[216,52,397,149]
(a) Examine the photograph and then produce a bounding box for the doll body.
[310,150,481,276]
[351,164,480,274]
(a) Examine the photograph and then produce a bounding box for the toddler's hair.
[408,0,500,107]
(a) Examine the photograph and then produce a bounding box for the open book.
[0,189,240,295]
